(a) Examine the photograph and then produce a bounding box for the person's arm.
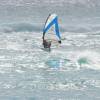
[49,39,61,44]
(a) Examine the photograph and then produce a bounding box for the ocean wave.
[0,24,100,33]
[0,22,66,33]
[73,50,100,70]
[0,23,42,33]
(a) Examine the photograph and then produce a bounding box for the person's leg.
[49,47,51,52]
[43,40,47,48]
[48,42,51,51]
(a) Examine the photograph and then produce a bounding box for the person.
[42,36,61,51]
[42,37,51,51]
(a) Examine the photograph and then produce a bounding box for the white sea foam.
[74,50,100,70]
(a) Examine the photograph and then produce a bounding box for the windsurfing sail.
[43,14,61,44]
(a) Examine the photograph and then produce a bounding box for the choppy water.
[0,0,100,100]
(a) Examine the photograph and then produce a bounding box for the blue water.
[0,0,100,100]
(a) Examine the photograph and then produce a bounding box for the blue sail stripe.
[43,16,61,40]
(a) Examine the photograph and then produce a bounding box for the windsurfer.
[42,14,61,51]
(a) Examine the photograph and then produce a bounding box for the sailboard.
[42,14,61,47]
